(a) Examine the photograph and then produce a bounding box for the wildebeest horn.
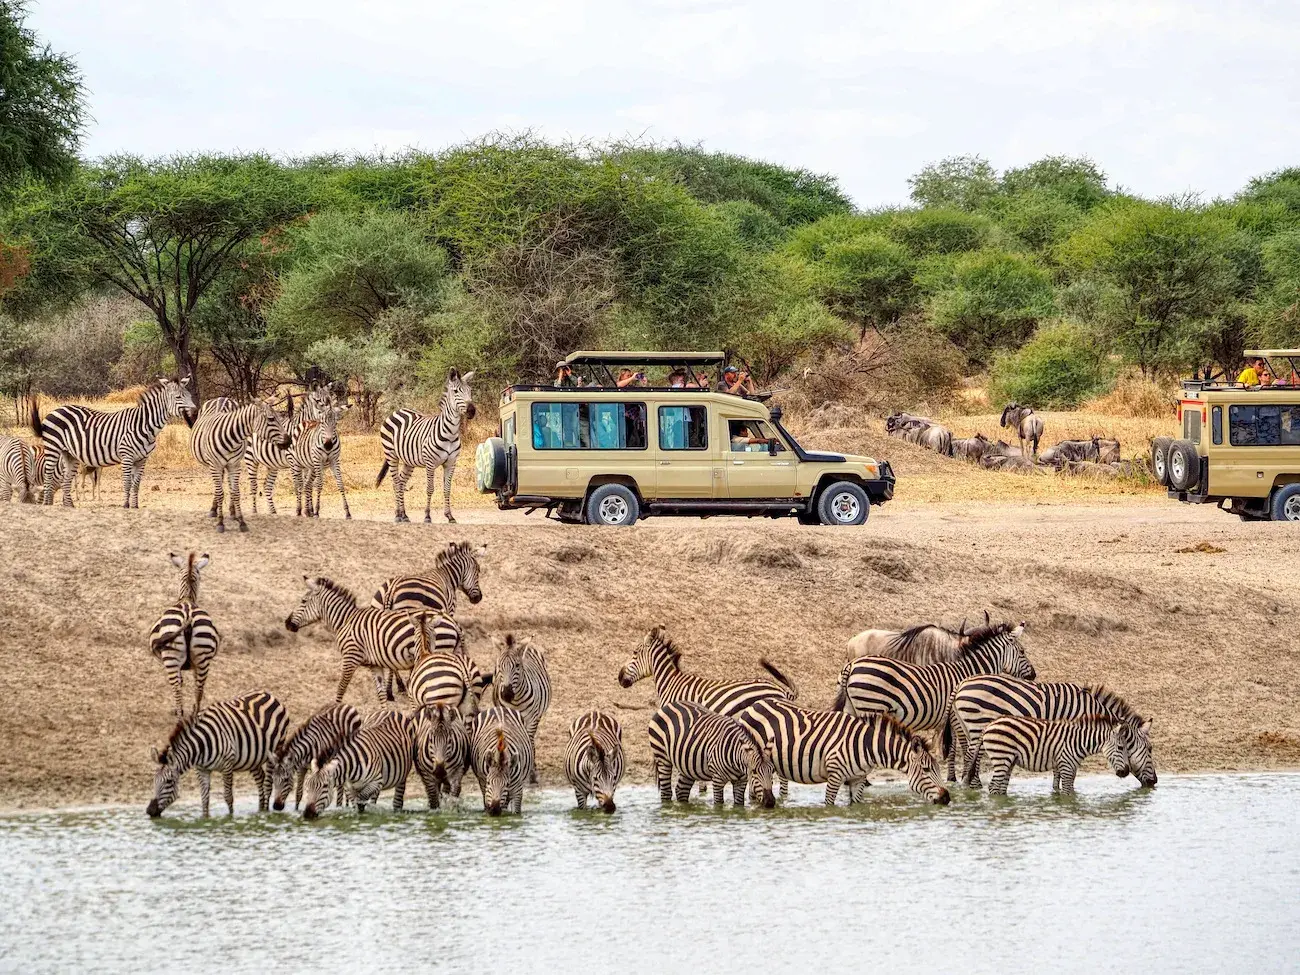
[958,618,967,636]
[984,609,991,626]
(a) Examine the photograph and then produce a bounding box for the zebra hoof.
[446,515,457,524]
[238,522,249,533]
[206,510,217,518]
[395,515,409,524]
[345,513,352,520]
[215,523,226,534]
[423,514,432,524]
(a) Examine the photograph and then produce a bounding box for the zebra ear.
[150,745,160,763]
[461,370,476,383]
[194,554,211,571]
[447,368,459,381]
[169,552,185,568]
[1139,719,1152,734]
[304,575,320,590]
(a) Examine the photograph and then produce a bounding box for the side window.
[1229,405,1300,445]
[532,403,586,449]
[503,414,516,447]
[1211,406,1222,445]
[1184,409,1201,443]
[658,406,708,450]
[529,402,646,450]
[728,419,782,452]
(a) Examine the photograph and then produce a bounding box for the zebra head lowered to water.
[413,704,470,809]
[565,710,625,813]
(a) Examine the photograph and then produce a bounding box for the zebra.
[376,367,476,524]
[289,400,352,519]
[467,706,534,816]
[407,627,489,718]
[493,635,550,783]
[834,622,1034,780]
[413,704,470,809]
[981,715,1129,796]
[380,609,468,703]
[247,386,331,514]
[190,397,291,532]
[564,710,624,813]
[32,378,195,507]
[946,676,1157,788]
[0,435,35,502]
[147,552,220,718]
[736,699,950,806]
[648,701,776,808]
[146,690,288,818]
[268,703,362,811]
[370,541,487,615]
[301,708,416,818]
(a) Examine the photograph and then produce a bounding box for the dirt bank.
[1,500,1297,810]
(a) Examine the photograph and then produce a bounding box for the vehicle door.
[654,403,716,498]
[723,418,797,498]
[527,399,652,499]
[1214,401,1300,497]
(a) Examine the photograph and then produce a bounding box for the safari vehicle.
[474,351,894,526]
[1155,349,1300,521]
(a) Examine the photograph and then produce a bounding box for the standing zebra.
[493,635,550,783]
[148,552,220,718]
[32,378,195,507]
[564,710,624,813]
[0,435,35,502]
[268,703,362,811]
[648,701,776,808]
[413,704,470,809]
[376,367,476,524]
[247,387,331,514]
[981,715,1129,796]
[946,676,1157,788]
[146,690,288,818]
[301,708,416,818]
[376,608,465,702]
[736,699,950,806]
[289,400,352,519]
[834,622,1034,779]
[284,576,424,703]
[190,397,291,533]
[467,706,534,816]
[370,541,487,614]
[408,646,491,717]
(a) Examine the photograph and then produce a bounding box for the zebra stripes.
[493,635,550,783]
[736,699,950,806]
[302,707,416,817]
[269,703,362,811]
[381,609,468,703]
[148,552,220,718]
[408,645,490,717]
[564,710,624,812]
[190,398,290,532]
[376,368,476,523]
[246,387,329,514]
[648,701,776,807]
[947,676,1157,788]
[146,690,288,818]
[467,706,533,815]
[0,435,34,503]
[413,704,470,808]
[289,401,352,519]
[981,715,1128,795]
[33,378,195,507]
[284,577,424,703]
[371,541,487,615]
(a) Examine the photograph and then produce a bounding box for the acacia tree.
[192,245,287,399]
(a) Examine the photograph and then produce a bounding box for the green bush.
[922,248,1055,358]
[990,321,1114,407]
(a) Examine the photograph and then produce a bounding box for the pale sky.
[26,0,1300,207]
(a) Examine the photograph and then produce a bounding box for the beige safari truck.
[474,351,895,526]
[1155,349,1300,521]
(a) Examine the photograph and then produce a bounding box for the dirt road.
[1,498,1296,810]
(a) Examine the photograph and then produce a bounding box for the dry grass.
[1084,374,1180,419]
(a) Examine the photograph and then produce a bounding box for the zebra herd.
[141,541,1157,820]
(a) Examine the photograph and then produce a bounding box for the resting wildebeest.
[1039,436,1119,467]
[885,412,926,436]
[980,451,1036,472]
[1000,403,1044,457]
[916,423,952,456]
[951,433,990,463]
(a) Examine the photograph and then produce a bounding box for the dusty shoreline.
[2,499,1298,811]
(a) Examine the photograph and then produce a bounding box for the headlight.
[863,463,878,478]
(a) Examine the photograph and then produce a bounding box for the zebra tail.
[29,397,43,439]
[759,658,798,702]
[940,713,953,761]
[830,683,847,712]
[376,460,390,488]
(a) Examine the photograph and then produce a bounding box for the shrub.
[990,321,1114,408]
[924,249,1056,359]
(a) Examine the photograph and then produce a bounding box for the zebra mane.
[1087,685,1142,724]
[435,541,470,569]
[314,577,358,607]
[645,627,683,668]
[312,727,349,767]
[157,717,194,763]
[869,711,934,754]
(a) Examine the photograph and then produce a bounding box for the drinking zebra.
[0,435,35,502]
[946,676,1157,788]
[190,397,291,533]
[289,400,352,519]
[148,552,220,718]
[146,690,288,818]
[981,715,1129,796]
[564,710,624,813]
[247,386,331,514]
[376,367,476,523]
[301,708,416,818]
[370,541,487,615]
[284,576,425,703]
[833,622,1034,779]
[648,701,776,807]
[736,699,950,806]
[32,378,195,507]
[268,703,362,811]
[467,706,533,816]
[493,635,550,783]
[413,704,470,809]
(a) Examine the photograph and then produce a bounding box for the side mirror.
[768,438,779,456]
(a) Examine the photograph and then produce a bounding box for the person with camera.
[716,364,757,396]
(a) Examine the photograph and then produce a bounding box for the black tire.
[816,481,870,526]
[475,437,508,492]
[1151,437,1173,487]
[1270,483,1300,522]
[1168,439,1200,492]
[585,484,640,526]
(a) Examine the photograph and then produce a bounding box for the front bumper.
[865,462,896,503]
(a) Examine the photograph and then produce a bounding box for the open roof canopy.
[564,350,728,367]
[1245,350,1300,358]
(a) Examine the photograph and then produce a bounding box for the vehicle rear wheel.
[1168,439,1200,491]
[585,484,640,526]
[1151,437,1173,487]
[475,437,508,492]
[1270,483,1300,522]
[816,481,869,526]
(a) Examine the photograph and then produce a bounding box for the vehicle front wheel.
[1270,483,1300,522]
[585,484,640,526]
[816,481,870,526]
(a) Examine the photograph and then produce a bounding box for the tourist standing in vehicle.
[1237,358,1265,385]
[717,365,757,396]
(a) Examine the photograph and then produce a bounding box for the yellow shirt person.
[1237,364,1261,385]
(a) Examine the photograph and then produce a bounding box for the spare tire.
[475,437,508,492]
[1168,439,1201,492]
[1151,437,1173,487]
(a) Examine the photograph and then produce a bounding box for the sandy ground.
[1,492,1297,811]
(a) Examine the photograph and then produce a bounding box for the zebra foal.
[289,399,352,519]
[467,706,533,816]
[190,397,290,532]
[148,552,220,718]
[376,368,475,523]
[981,715,1129,796]
[302,708,416,818]
[493,635,550,783]
[564,710,624,813]
[648,702,776,808]
[269,703,362,811]
[146,690,288,818]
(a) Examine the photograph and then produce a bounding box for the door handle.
[732,460,745,465]
[659,461,671,466]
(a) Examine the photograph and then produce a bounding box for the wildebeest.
[951,433,990,463]
[980,451,1036,472]
[885,413,952,456]
[1000,403,1044,457]
[848,621,971,665]
[1038,436,1119,467]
